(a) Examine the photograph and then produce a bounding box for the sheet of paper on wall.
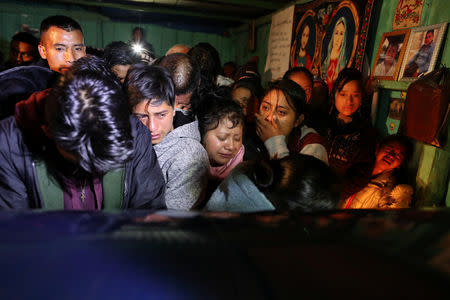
[264,5,295,82]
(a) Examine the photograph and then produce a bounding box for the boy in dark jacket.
[0,56,166,210]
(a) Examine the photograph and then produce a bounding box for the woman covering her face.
[254,79,328,164]
[322,17,348,92]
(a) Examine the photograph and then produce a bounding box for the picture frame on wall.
[289,0,375,91]
[398,22,448,81]
[371,29,410,80]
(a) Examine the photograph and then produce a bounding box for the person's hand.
[176,102,191,111]
[255,111,283,142]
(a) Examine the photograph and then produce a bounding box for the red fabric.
[288,130,327,154]
[14,88,52,143]
[326,59,338,92]
[344,193,357,209]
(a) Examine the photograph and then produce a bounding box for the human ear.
[294,114,304,128]
[38,44,47,60]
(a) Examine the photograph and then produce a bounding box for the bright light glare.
[132,43,143,54]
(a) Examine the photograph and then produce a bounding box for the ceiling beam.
[127,0,282,10]
[53,0,254,23]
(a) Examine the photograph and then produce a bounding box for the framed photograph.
[398,22,448,81]
[371,29,410,80]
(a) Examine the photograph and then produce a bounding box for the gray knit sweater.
[154,120,209,210]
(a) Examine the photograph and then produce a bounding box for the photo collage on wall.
[290,0,375,91]
[372,22,448,81]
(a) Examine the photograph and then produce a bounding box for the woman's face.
[232,87,252,116]
[300,25,310,50]
[332,21,345,51]
[334,80,362,120]
[259,89,301,137]
[203,118,243,166]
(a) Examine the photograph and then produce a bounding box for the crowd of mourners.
[0,15,415,212]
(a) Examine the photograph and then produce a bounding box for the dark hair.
[283,67,314,87]
[157,53,200,95]
[264,79,307,118]
[232,77,263,101]
[330,68,368,119]
[103,41,141,67]
[40,15,83,34]
[45,56,133,174]
[197,87,244,143]
[248,154,340,212]
[11,32,39,47]
[188,42,221,88]
[126,63,175,109]
[69,55,117,78]
[331,68,364,103]
[85,46,104,58]
[426,29,434,36]
[133,27,144,34]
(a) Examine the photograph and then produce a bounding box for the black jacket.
[0,90,166,210]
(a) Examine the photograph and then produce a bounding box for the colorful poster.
[290,0,374,91]
[393,0,425,30]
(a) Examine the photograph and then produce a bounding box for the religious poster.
[264,5,295,81]
[392,0,425,30]
[290,0,374,91]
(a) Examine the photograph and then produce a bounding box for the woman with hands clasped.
[255,79,328,164]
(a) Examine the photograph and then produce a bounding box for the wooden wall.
[0,1,235,65]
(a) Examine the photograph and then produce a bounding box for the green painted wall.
[0,1,235,65]
[230,18,271,78]
[369,0,450,207]
[1,0,448,207]
[241,0,450,207]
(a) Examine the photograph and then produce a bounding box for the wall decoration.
[393,0,425,30]
[290,0,375,92]
[371,29,410,80]
[290,10,316,70]
[265,5,295,81]
[398,22,448,81]
[386,97,406,135]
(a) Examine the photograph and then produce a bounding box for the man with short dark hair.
[127,64,209,210]
[38,15,86,73]
[1,32,39,70]
[404,29,435,77]
[0,56,165,210]
[0,15,87,119]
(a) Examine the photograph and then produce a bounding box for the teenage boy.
[126,64,209,210]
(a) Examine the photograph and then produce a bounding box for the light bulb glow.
[132,43,143,54]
